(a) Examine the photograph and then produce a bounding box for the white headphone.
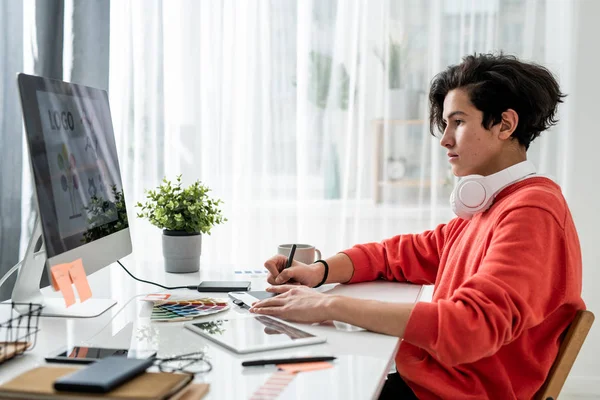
[450,160,537,220]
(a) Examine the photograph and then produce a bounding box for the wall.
[562,0,600,395]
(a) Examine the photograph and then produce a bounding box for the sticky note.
[50,263,72,291]
[277,361,334,373]
[68,259,92,303]
[50,264,75,307]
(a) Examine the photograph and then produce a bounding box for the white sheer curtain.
[108,0,573,270]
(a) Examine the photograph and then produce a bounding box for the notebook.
[0,366,197,400]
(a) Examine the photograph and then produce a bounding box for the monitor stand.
[11,218,116,318]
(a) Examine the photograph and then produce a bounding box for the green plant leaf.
[135,176,227,234]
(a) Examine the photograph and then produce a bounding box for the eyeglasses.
[155,351,212,375]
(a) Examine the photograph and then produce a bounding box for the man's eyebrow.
[442,111,468,121]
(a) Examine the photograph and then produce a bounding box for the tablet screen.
[186,316,325,353]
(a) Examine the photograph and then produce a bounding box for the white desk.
[0,255,422,399]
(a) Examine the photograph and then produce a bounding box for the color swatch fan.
[142,294,229,322]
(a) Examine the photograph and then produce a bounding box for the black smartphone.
[54,356,154,393]
[45,346,156,364]
[229,291,277,308]
[196,280,251,292]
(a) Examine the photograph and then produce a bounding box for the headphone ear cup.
[450,161,537,219]
[451,175,490,220]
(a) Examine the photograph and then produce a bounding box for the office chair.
[535,310,595,400]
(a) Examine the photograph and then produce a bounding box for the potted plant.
[374,37,420,120]
[136,176,226,273]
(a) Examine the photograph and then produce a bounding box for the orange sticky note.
[50,263,72,291]
[277,362,334,373]
[50,265,75,307]
[68,259,92,303]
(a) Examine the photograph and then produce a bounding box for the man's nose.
[440,127,453,148]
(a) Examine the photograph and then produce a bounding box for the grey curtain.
[34,0,64,80]
[0,0,110,300]
[69,0,110,90]
[0,1,24,301]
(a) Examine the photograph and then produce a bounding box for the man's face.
[440,88,504,177]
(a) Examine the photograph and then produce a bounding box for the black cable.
[117,260,197,290]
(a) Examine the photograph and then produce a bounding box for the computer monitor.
[12,73,132,317]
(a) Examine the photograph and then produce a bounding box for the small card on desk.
[0,366,200,400]
[277,361,334,373]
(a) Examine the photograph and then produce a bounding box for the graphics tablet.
[184,316,326,354]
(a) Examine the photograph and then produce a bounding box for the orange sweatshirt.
[343,177,585,399]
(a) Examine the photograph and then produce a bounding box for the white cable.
[0,260,23,291]
[82,292,151,345]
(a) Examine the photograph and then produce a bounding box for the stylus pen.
[284,244,297,269]
[242,356,336,367]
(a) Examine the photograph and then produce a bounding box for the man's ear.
[498,109,519,140]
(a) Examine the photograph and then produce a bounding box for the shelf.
[377,179,447,187]
[373,119,426,125]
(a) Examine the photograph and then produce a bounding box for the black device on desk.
[54,356,154,393]
[196,281,251,292]
[229,291,277,309]
[45,346,156,364]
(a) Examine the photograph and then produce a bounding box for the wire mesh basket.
[0,302,42,364]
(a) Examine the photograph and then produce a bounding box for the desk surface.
[0,254,422,399]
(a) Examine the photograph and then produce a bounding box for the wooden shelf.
[373,118,428,203]
[373,119,426,125]
[377,179,446,187]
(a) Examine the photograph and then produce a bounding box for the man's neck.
[485,147,527,176]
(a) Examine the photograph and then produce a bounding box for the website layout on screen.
[36,91,118,242]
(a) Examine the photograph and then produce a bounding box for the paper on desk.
[277,361,334,373]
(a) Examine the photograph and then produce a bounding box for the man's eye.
[455,120,463,126]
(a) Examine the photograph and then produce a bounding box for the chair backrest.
[535,310,595,400]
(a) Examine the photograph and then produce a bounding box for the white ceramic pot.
[162,230,202,273]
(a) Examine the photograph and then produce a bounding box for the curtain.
[109,0,571,271]
[0,0,24,301]
[0,0,110,299]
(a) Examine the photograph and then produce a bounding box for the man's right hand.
[264,255,325,288]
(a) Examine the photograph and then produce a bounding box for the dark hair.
[429,53,565,150]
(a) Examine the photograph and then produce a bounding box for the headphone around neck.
[450,160,537,220]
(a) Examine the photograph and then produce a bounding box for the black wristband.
[313,259,329,288]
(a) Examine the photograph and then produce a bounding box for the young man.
[250,53,585,399]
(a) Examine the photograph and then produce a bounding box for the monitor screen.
[19,74,128,259]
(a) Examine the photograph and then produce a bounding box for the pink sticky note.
[50,263,72,291]
[50,265,75,307]
[68,259,92,303]
[277,362,334,373]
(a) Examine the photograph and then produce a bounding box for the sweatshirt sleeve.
[342,221,452,285]
[402,207,571,366]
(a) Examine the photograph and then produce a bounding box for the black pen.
[284,244,297,270]
[242,356,336,367]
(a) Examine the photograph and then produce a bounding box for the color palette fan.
[142,294,229,322]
